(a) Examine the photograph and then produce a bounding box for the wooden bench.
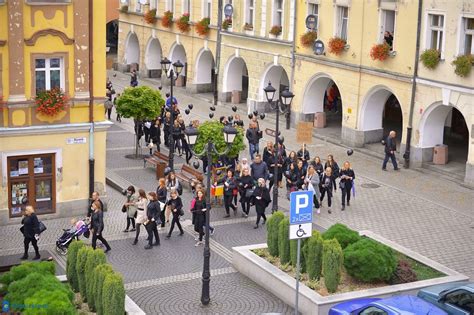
[144,151,169,179]
[176,164,204,188]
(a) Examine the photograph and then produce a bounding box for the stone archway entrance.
[145,38,162,78]
[124,32,140,71]
[194,49,215,93]
[222,56,249,104]
[169,44,187,86]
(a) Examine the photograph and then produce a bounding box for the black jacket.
[324,162,340,178]
[340,169,355,188]
[297,149,310,163]
[263,148,274,166]
[87,199,104,218]
[91,210,105,235]
[310,162,324,179]
[284,169,299,187]
[218,175,237,196]
[250,162,269,181]
[252,186,271,210]
[166,197,183,216]
[385,136,397,154]
[21,214,40,238]
[147,200,161,222]
[156,186,167,203]
[246,128,260,145]
[321,175,333,193]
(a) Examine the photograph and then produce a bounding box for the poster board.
[296,122,313,144]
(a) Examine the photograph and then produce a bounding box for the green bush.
[0,261,55,287]
[303,231,324,280]
[86,249,107,311]
[76,246,93,301]
[420,49,440,69]
[102,272,125,315]
[344,238,398,283]
[278,218,291,264]
[5,273,73,311]
[452,54,473,77]
[66,240,85,292]
[322,239,343,293]
[24,289,76,315]
[94,264,115,315]
[266,211,285,256]
[290,239,307,273]
[322,223,360,249]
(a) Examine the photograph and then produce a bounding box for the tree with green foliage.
[76,246,93,301]
[322,223,361,249]
[102,272,125,315]
[303,231,324,280]
[344,238,398,283]
[93,264,115,315]
[192,120,246,162]
[86,249,107,311]
[278,218,291,264]
[24,289,76,315]
[322,239,343,293]
[66,240,85,292]
[0,261,55,288]
[266,211,285,256]
[116,86,165,156]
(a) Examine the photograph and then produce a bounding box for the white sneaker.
[316,208,321,214]
[195,241,203,246]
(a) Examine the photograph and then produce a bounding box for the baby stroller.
[56,220,90,255]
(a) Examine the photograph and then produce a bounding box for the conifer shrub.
[322,239,343,293]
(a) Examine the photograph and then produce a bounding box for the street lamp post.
[184,124,238,306]
[263,82,294,212]
[160,57,184,171]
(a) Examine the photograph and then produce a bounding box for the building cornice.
[0,121,113,137]
[24,29,74,46]
[221,31,293,47]
[416,77,474,94]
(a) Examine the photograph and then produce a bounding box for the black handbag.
[245,189,254,198]
[38,221,47,234]
[121,205,127,213]
[339,181,345,190]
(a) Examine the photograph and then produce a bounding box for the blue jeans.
[382,152,398,170]
[249,143,259,160]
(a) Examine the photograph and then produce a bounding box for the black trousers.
[126,217,135,230]
[313,195,320,209]
[134,223,142,242]
[320,189,332,207]
[24,237,39,256]
[256,207,267,225]
[146,221,160,245]
[168,215,183,235]
[92,232,111,250]
[106,108,112,120]
[224,194,236,214]
[240,201,250,214]
[341,187,351,206]
[160,210,166,228]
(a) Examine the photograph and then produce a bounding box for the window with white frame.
[307,1,319,29]
[202,0,211,20]
[150,0,158,10]
[166,0,174,11]
[380,9,395,48]
[461,17,474,55]
[427,14,444,52]
[182,0,190,14]
[245,0,255,28]
[336,6,348,41]
[35,58,64,95]
[273,0,283,27]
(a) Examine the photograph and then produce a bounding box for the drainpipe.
[287,0,297,129]
[403,0,423,168]
[213,0,223,106]
[88,0,95,196]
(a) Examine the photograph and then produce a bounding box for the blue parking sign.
[289,191,313,225]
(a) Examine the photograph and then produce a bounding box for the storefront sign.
[67,137,87,145]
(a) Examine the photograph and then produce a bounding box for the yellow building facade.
[0,0,109,224]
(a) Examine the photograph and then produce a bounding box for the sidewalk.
[109,70,474,280]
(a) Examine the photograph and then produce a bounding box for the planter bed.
[232,230,468,315]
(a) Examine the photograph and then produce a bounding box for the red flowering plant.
[328,37,346,55]
[300,30,318,48]
[176,13,190,32]
[370,43,391,61]
[196,17,211,36]
[144,8,157,24]
[161,10,173,28]
[269,25,282,36]
[35,88,68,116]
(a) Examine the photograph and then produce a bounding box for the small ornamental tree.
[176,13,190,32]
[370,43,391,61]
[420,49,441,69]
[328,37,346,55]
[322,239,343,293]
[300,31,318,48]
[162,10,173,28]
[86,249,107,311]
[66,240,85,292]
[76,246,93,301]
[303,231,324,280]
[193,121,245,162]
[278,217,291,264]
[144,8,157,24]
[102,272,126,315]
[452,54,473,77]
[266,211,285,256]
[196,17,211,36]
[93,264,115,315]
[35,87,68,116]
[116,86,164,157]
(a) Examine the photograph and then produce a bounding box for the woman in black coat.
[20,206,41,260]
[156,178,167,228]
[217,169,237,218]
[339,161,355,211]
[252,178,271,229]
[324,154,340,192]
[284,162,299,199]
[320,167,334,214]
[91,200,112,252]
[238,168,254,217]
[165,189,184,238]
[297,145,311,168]
[145,192,161,249]
[191,189,207,246]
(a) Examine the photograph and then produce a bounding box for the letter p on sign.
[295,194,309,214]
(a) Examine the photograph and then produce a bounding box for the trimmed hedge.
[266,211,285,256]
[102,272,126,315]
[86,249,107,311]
[344,238,397,283]
[322,239,343,293]
[93,264,115,315]
[24,289,76,315]
[290,239,307,273]
[66,240,85,292]
[278,218,291,264]
[322,223,360,249]
[0,261,55,287]
[303,231,324,280]
[76,246,93,301]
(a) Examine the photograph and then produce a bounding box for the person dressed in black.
[87,191,104,218]
[172,120,183,156]
[150,118,161,153]
[217,169,238,218]
[156,178,167,228]
[191,189,207,246]
[20,206,41,260]
[90,200,112,252]
[339,161,355,211]
[165,189,184,238]
[384,31,394,49]
[144,192,161,249]
[320,167,334,214]
[130,70,138,87]
[262,141,274,166]
[284,162,299,199]
[324,154,339,192]
[252,178,271,229]
[163,112,171,147]
[238,168,254,217]
[114,93,122,122]
[295,159,307,190]
[310,156,324,181]
[275,141,287,188]
[297,144,311,169]
[382,130,399,171]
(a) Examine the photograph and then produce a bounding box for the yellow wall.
[0,3,9,100]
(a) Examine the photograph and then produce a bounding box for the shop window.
[336,6,349,41]
[427,14,445,53]
[8,154,56,217]
[460,17,474,55]
[35,57,64,95]
[307,1,319,30]
[273,0,283,27]
[380,9,395,49]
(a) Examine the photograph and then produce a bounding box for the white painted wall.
[224,57,247,92]
[302,75,332,114]
[195,50,214,84]
[145,38,162,70]
[125,33,140,64]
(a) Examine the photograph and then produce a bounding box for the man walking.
[250,155,269,183]
[246,122,260,160]
[382,131,399,171]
